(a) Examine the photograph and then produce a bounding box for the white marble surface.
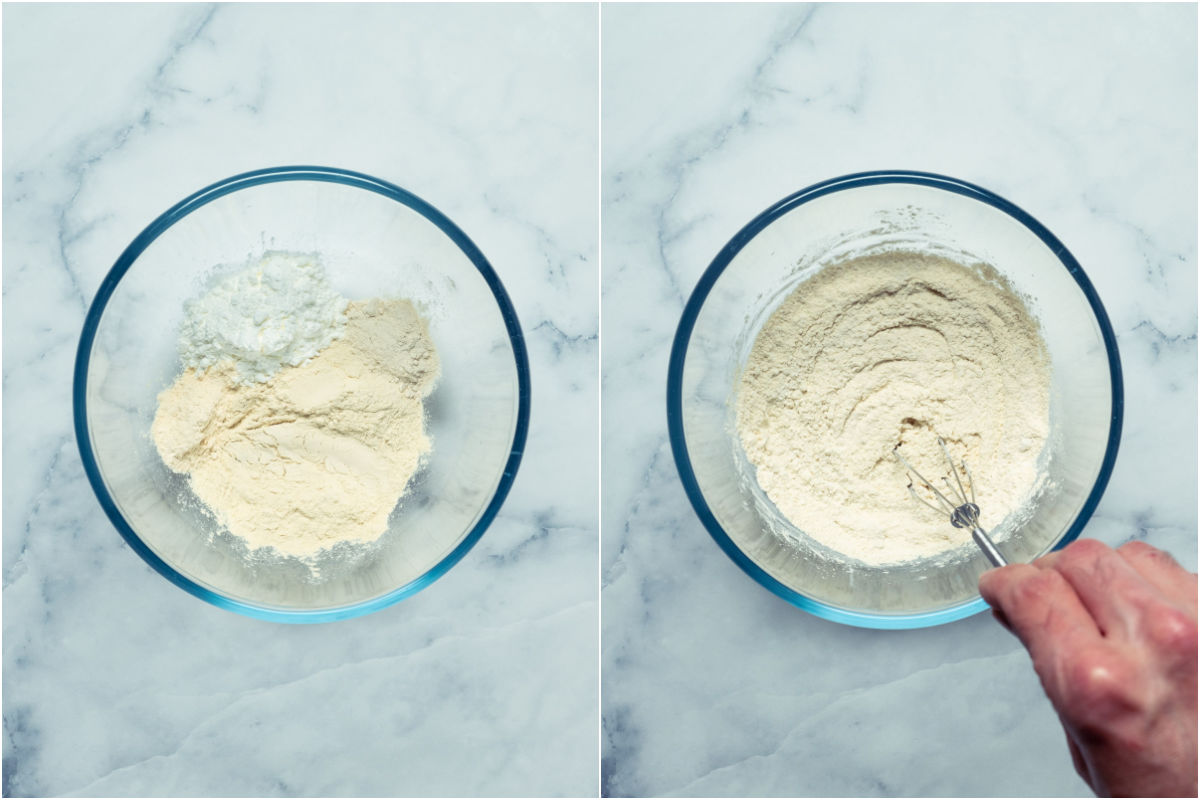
[4,4,597,797]
[601,3,1196,797]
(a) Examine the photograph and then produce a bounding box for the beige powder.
[735,251,1050,566]
[152,298,440,559]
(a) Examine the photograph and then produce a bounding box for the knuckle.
[1016,569,1052,596]
[1007,576,1044,610]
[981,565,1035,608]
[1119,540,1180,570]
[1117,540,1156,559]
[1012,569,1066,606]
[1061,653,1141,721]
[1059,538,1107,568]
[1147,608,1199,656]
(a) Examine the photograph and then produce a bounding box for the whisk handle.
[972,526,1008,567]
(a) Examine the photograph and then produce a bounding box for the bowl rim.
[73,165,532,623]
[666,169,1125,630]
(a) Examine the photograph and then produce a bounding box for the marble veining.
[5,2,1197,797]
[4,4,597,796]
[601,3,1195,797]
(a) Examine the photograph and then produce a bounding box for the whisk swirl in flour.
[734,250,1051,566]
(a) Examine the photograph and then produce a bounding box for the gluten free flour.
[151,252,440,563]
[734,251,1050,566]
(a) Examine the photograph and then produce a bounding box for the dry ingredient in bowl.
[151,252,440,561]
[735,250,1050,566]
[177,251,349,382]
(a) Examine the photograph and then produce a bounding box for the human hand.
[978,539,1197,798]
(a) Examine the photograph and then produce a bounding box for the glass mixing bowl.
[74,166,530,622]
[667,171,1123,629]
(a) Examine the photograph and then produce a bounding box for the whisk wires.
[893,435,1006,566]
[892,436,979,529]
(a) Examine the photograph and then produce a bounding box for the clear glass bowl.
[667,171,1123,629]
[74,166,530,622]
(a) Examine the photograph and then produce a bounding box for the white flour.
[179,251,348,384]
[153,254,440,562]
[735,250,1050,566]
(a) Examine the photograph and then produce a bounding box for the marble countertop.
[601,3,1196,797]
[4,4,597,797]
[5,3,1196,798]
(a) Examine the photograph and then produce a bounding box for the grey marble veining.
[601,3,1196,797]
[6,2,1198,798]
[4,4,597,797]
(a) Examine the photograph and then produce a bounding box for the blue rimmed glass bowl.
[667,171,1122,629]
[74,166,530,622]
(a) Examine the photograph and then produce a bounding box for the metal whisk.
[893,437,1007,567]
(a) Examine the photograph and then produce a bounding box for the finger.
[1063,728,1093,791]
[1033,548,1063,569]
[1117,541,1198,617]
[1050,539,1166,639]
[978,564,1101,680]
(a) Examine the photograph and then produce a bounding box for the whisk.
[893,437,1007,567]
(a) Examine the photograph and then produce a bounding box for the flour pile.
[735,251,1050,566]
[152,252,440,560]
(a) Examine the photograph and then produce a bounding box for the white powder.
[735,250,1050,566]
[153,255,440,562]
[179,251,348,384]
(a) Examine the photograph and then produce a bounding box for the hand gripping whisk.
[893,437,1007,567]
